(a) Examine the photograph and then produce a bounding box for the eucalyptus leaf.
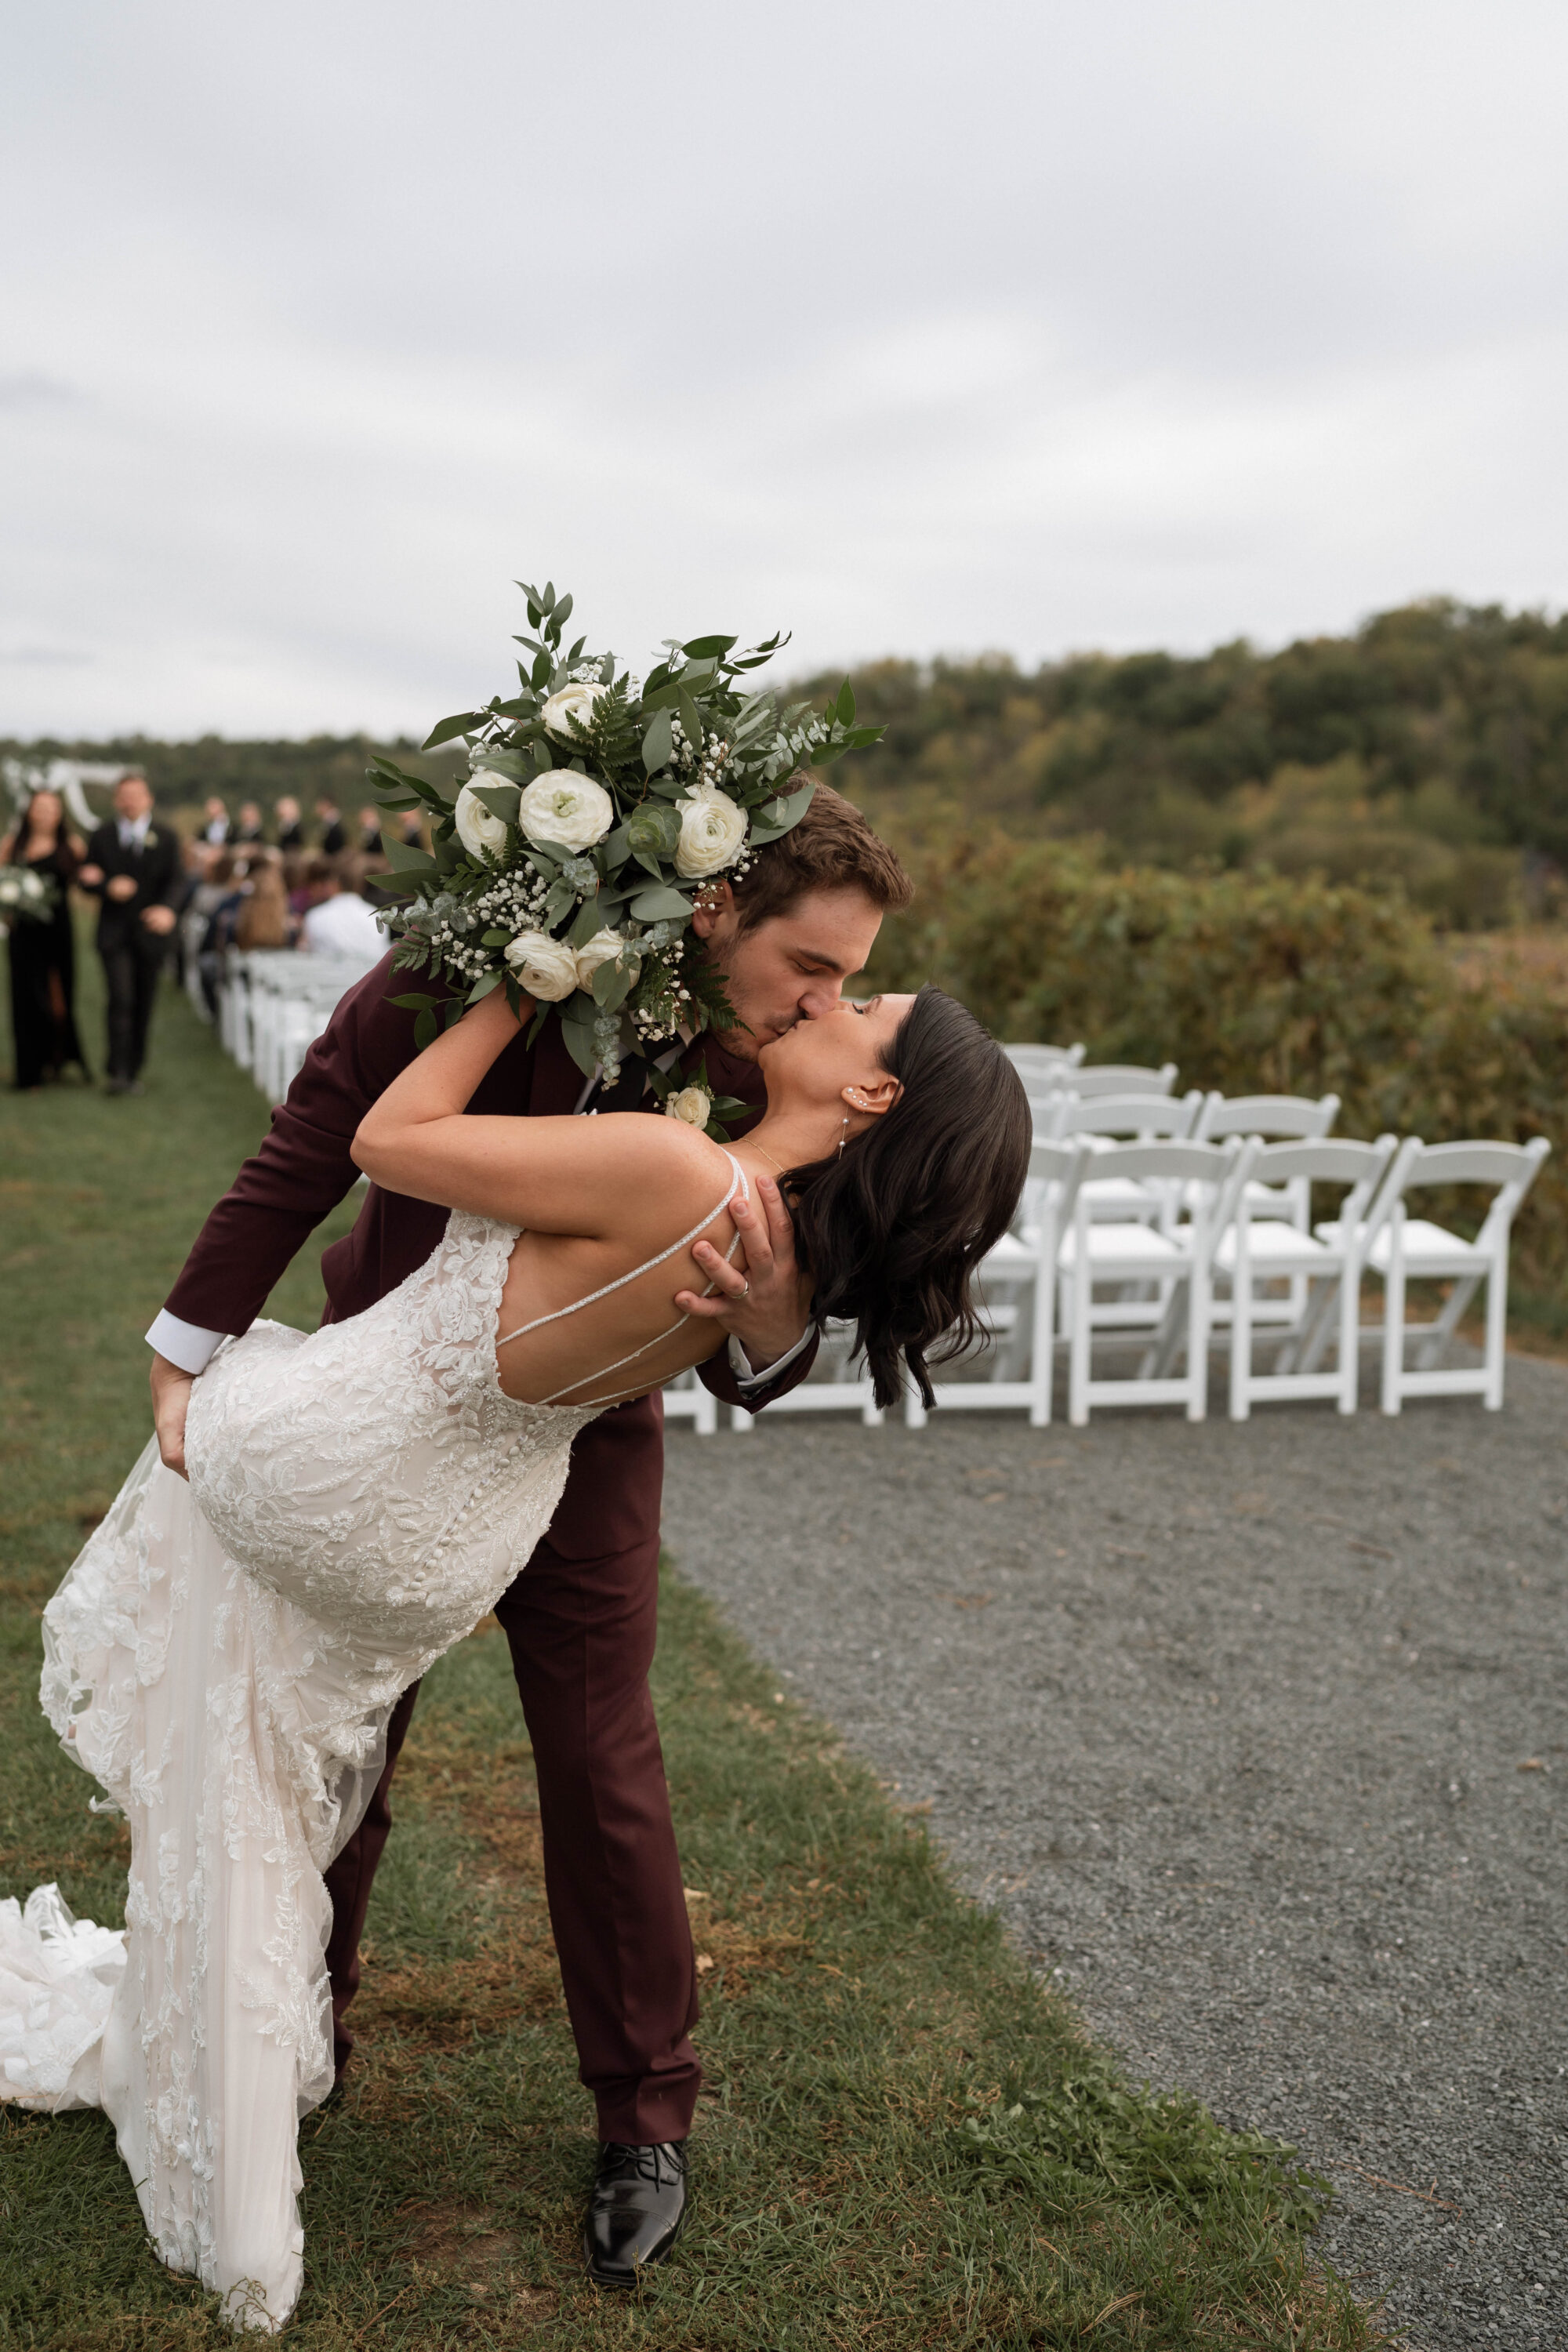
[466,971,503,1004]
[382,837,439,875]
[559,1012,599,1079]
[568,895,608,948]
[470,748,529,781]
[642,708,673,774]
[681,634,737,660]
[629,883,693,920]
[421,711,487,752]
[469,784,521,829]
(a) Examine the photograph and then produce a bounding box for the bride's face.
[757,992,916,1116]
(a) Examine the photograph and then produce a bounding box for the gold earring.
[837,1113,848,1158]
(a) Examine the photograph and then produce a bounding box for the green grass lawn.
[0,941,1385,2348]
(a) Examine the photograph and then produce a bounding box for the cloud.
[2,0,1566,734]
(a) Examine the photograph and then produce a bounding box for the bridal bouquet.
[366,580,882,1083]
[0,865,59,929]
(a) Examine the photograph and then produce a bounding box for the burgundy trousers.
[322,1524,702,2146]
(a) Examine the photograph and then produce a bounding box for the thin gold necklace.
[751,1139,790,1179]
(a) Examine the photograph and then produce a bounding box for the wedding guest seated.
[234,849,290,949]
[298,855,387,967]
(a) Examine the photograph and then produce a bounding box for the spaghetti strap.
[495,1154,749,1407]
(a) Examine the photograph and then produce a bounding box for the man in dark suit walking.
[78,771,182,1094]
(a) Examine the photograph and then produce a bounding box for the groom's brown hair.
[730,780,913,933]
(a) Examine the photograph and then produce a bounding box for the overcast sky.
[5,1,1566,739]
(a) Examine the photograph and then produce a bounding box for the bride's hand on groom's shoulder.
[674,1176,814,1371]
[150,1354,195,1479]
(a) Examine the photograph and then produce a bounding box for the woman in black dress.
[2,789,91,1088]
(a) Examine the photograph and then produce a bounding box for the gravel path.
[662,1362,1568,2350]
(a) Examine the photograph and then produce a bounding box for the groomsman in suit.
[144,784,913,2285]
[315,797,348,854]
[78,772,182,1094]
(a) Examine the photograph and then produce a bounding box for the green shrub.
[866,837,1567,1298]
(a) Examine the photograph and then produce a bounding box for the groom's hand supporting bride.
[673,1174,814,1371]
[151,1353,195,1478]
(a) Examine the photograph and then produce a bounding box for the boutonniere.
[143,831,158,848]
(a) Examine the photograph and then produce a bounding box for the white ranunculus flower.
[673,786,748,879]
[540,681,610,743]
[517,771,615,855]
[665,1085,712,1129]
[503,929,579,1000]
[454,779,511,859]
[574,927,630,990]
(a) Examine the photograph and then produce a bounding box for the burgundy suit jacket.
[164,953,818,1562]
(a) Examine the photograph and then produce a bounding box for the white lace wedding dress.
[0,1171,741,2332]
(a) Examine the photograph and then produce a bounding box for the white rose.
[454,779,511,860]
[503,929,579,1000]
[665,1085,712,1129]
[673,786,748,879]
[540,681,610,743]
[517,771,615,855]
[574,927,631,990]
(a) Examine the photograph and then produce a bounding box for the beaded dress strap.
[495,1155,746,1406]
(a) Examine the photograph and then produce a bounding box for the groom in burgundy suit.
[145,786,913,2284]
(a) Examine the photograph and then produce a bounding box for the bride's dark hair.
[782,985,1032,1411]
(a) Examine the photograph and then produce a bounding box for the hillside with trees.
[801,598,1568,928]
[6,599,1567,927]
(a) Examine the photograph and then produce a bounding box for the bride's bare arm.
[350,986,721,1234]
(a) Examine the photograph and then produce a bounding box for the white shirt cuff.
[146,1310,229,1376]
[729,1326,813,1392]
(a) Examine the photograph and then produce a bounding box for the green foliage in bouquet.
[366,579,883,1082]
[0,866,60,928]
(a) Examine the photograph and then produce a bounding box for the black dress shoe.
[583,2140,688,2285]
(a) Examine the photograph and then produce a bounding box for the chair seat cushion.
[1214,1222,1336,1272]
[1060,1223,1185,1269]
[1315,1217,1487,1272]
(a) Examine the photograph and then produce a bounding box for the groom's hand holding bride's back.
[676,1172,813,1371]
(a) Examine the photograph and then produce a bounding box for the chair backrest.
[1244,1136,1396,1232]
[1196,1091,1340,1142]
[1075,1135,1252,1256]
[1005,1043,1084,1080]
[1403,1137,1551,1192]
[1061,1062,1178,1098]
[1012,1138,1091,1240]
[1054,1089,1203,1140]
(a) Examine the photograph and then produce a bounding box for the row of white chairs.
[713,1105,1548,1434]
[195,996,1548,1437]
[212,949,376,1105]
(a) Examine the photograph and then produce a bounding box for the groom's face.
[691,884,884,1061]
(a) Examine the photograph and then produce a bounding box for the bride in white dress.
[0,981,1027,2331]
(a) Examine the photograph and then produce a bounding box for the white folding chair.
[1327,1137,1550,1414]
[1054,1062,1178,1100]
[1195,1093,1341,1323]
[662,1368,718,1434]
[1220,1137,1396,1419]
[1005,1043,1085,1086]
[904,1140,1091,1429]
[731,1319,884,1432]
[1046,1094,1207,1331]
[1064,1138,1254,1424]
